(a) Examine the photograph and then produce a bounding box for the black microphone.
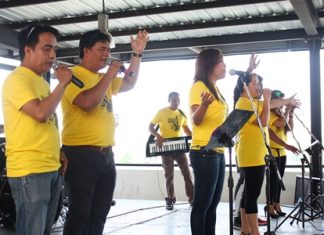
[71,75,84,88]
[52,62,84,88]
[229,69,249,77]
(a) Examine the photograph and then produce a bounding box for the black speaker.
[294,175,324,205]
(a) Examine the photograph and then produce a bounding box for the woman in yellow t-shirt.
[268,90,299,217]
[233,75,300,235]
[188,49,259,235]
[233,73,271,235]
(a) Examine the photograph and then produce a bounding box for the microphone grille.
[229,69,236,75]
[52,62,59,69]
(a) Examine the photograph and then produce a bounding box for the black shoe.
[166,203,173,210]
[233,217,241,230]
[275,209,286,217]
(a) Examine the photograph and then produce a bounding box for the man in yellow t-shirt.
[61,29,149,235]
[149,92,194,210]
[2,24,72,235]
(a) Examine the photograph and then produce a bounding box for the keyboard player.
[148,91,194,210]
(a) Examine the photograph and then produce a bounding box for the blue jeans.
[190,150,225,235]
[8,171,62,235]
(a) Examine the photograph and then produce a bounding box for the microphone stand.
[239,75,285,235]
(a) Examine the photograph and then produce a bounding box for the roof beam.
[0,0,66,9]
[57,27,316,59]
[59,13,301,41]
[290,0,320,35]
[6,0,284,29]
[0,63,16,71]
[0,25,18,51]
[115,29,313,52]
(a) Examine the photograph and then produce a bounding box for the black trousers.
[240,165,265,214]
[62,146,116,235]
[269,155,287,203]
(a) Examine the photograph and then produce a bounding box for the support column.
[307,38,322,196]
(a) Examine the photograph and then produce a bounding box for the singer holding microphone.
[233,74,300,235]
[60,29,149,235]
[2,24,72,235]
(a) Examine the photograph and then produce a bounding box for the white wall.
[114,166,309,205]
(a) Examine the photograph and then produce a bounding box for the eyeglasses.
[25,26,36,41]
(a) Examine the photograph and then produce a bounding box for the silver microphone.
[229,69,249,77]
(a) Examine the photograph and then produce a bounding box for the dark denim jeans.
[62,146,116,235]
[190,150,225,235]
[8,171,62,235]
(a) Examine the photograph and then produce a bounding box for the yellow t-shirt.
[269,111,287,157]
[189,81,228,152]
[151,107,188,138]
[2,66,60,177]
[61,65,122,146]
[235,97,268,167]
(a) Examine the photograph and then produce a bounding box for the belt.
[62,145,112,154]
[190,148,223,156]
[193,145,224,153]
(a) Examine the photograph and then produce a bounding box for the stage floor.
[1,199,324,234]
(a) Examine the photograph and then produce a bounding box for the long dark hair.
[233,73,263,108]
[194,48,225,102]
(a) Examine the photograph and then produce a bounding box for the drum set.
[0,137,68,230]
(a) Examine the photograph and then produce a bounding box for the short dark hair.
[18,24,59,61]
[79,30,111,59]
[168,91,179,101]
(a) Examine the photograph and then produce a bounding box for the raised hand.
[248,53,260,72]
[131,30,149,54]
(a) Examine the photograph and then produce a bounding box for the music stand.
[205,109,254,235]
